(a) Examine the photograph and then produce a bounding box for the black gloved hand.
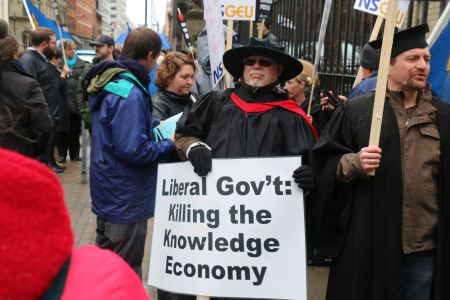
[188,145,212,176]
[292,165,315,192]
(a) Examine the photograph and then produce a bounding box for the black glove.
[292,165,315,192]
[188,145,212,176]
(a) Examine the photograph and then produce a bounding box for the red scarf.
[230,93,319,140]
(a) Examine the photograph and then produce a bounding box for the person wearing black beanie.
[313,23,450,299]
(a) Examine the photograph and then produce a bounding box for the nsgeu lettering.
[165,256,267,286]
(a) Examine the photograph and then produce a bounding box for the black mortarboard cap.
[368,23,429,58]
[360,43,380,70]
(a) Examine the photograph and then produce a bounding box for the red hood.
[0,149,74,299]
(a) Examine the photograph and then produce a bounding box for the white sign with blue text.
[354,0,410,28]
[148,157,307,299]
[203,0,226,87]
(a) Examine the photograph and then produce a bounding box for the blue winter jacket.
[89,71,175,223]
[347,71,378,100]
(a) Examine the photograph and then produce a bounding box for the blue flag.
[23,0,73,41]
[115,23,172,49]
[428,8,450,103]
[115,23,132,45]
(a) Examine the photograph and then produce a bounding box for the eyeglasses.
[243,58,275,67]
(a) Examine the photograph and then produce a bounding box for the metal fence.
[237,0,449,96]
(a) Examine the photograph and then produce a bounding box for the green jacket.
[76,64,128,130]
[76,63,93,129]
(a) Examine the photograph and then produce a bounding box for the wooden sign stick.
[249,21,254,38]
[196,296,209,300]
[258,18,265,38]
[352,15,384,88]
[367,0,399,176]
[224,19,234,89]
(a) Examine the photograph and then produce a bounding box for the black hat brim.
[223,46,303,82]
[89,41,106,47]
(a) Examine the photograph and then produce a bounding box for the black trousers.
[95,217,148,279]
[57,114,81,159]
[42,120,57,165]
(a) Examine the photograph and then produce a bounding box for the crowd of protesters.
[1,17,449,300]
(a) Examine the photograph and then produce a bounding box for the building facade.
[8,0,68,47]
[67,0,100,45]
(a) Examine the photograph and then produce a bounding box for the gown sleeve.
[311,104,358,258]
[175,90,229,157]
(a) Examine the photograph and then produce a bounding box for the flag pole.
[56,24,67,65]
[427,2,450,46]
[22,0,36,30]
[307,0,333,117]
[51,0,67,66]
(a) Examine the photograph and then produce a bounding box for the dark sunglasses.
[243,58,274,67]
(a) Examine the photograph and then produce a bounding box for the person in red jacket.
[0,148,150,299]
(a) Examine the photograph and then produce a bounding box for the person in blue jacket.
[84,27,175,278]
[347,43,380,100]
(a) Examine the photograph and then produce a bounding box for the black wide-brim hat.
[223,37,303,82]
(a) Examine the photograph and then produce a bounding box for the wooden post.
[367,0,399,176]
[258,18,265,38]
[56,24,67,66]
[224,19,234,89]
[352,16,384,88]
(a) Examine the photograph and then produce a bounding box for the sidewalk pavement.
[57,158,328,299]
[56,159,157,298]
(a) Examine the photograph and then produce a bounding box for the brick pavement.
[57,157,328,299]
[56,158,157,298]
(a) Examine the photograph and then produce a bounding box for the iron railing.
[236,0,449,96]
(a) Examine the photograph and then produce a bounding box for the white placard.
[354,0,410,28]
[221,0,256,21]
[203,0,226,87]
[148,157,307,300]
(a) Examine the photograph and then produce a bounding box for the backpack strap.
[103,72,148,99]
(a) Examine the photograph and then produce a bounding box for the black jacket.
[152,90,195,120]
[48,64,70,132]
[177,84,316,158]
[19,49,61,121]
[0,59,52,158]
[312,92,450,299]
[65,56,86,114]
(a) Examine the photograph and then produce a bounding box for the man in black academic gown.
[164,37,317,300]
[175,37,317,175]
[312,23,450,300]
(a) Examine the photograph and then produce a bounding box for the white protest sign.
[353,0,410,28]
[149,157,307,300]
[221,0,256,21]
[203,0,226,87]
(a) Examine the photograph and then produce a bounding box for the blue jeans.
[402,250,435,300]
